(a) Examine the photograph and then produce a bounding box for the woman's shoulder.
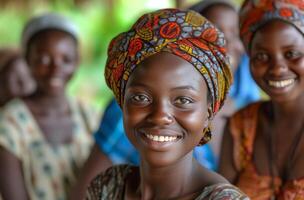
[86,164,135,200]
[0,98,32,127]
[0,98,33,159]
[101,164,135,181]
[197,183,249,200]
[224,101,269,173]
[69,97,100,132]
[0,98,26,115]
[228,100,267,136]
[231,100,266,119]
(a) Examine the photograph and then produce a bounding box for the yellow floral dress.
[0,98,98,200]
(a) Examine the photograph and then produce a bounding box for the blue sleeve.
[230,54,261,109]
[193,144,217,171]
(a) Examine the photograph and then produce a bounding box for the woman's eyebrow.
[171,85,198,91]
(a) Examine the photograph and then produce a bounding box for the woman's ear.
[198,117,213,146]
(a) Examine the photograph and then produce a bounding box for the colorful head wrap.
[105,9,232,116]
[240,0,304,52]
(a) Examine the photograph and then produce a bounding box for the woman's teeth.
[268,79,295,88]
[145,133,178,142]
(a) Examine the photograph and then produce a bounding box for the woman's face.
[123,52,209,167]
[0,57,35,105]
[250,20,304,103]
[27,30,78,96]
[5,57,35,97]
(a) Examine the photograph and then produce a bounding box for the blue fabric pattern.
[229,54,260,109]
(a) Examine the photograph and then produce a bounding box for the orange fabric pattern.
[229,102,304,200]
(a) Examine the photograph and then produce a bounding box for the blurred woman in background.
[0,13,98,200]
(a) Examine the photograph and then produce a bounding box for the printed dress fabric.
[229,102,304,200]
[0,98,98,200]
[86,165,249,200]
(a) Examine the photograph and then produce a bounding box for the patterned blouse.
[86,165,249,200]
[229,102,304,200]
[0,98,98,200]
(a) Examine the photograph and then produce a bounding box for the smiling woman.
[85,8,249,200]
[0,13,98,200]
[218,0,304,199]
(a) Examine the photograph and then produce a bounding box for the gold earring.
[198,123,212,146]
[208,107,213,120]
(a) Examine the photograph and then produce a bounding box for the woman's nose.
[147,101,174,126]
[269,56,288,76]
[49,58,62,74]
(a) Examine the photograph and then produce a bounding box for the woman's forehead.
[127,53,206,90]
[29,29,76,45]
[251,20,304,49]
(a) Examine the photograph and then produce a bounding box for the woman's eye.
[285,50,302,59]
[253,52,269,62]
[132,94,149,103]
[35,55,50,66]
[63,55,74,64]
[175,97,193,105]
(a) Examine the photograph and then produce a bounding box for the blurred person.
[219,0,304,199]
[190,0,261,159]
[86,8,249,199]
[0,48,35,107]
[0,13,98,200]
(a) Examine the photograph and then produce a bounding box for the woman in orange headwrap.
[85,8,249,200]
[219,0,304,199]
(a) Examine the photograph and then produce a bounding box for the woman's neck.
[271,96,304,121]
[137,153,203,200]
[24,91,69,114]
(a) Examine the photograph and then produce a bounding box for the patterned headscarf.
[240,0,304,53]
[105,9,232,116]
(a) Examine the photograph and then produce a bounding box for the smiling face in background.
[4,57,35,97]
[250,20,304,103]
[27,30,78,96]
[0,56,35,105]
[123,52,209,167]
